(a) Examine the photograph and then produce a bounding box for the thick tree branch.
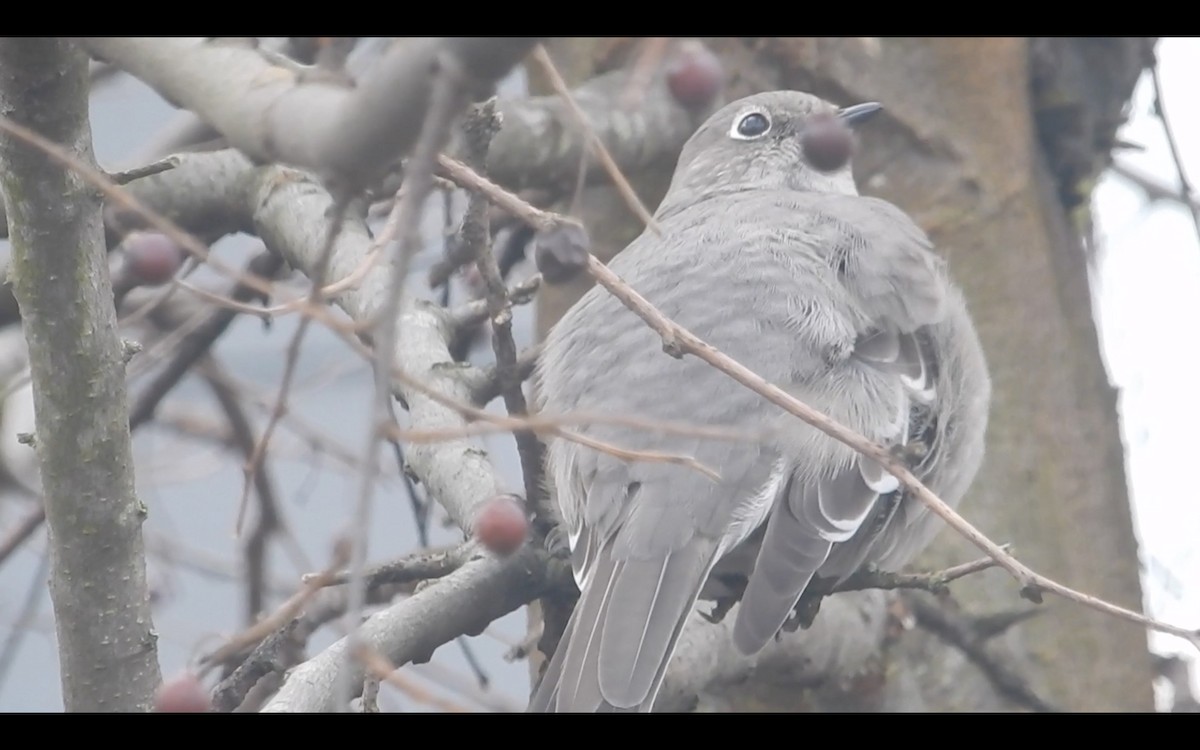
[261,547,566,712]
[907,594,1057,712]
[245,164,506,532]
[486,62,712,192]
[0,38,161,711]
[11,143,507,538]
[82,37,538,187]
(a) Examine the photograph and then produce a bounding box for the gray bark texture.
[529,36,1157,711]
[0,38,162,711]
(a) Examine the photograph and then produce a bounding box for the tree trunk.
[530,37,1155,711]
[0,37,161,712]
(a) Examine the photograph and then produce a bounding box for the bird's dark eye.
[731,111,771,140]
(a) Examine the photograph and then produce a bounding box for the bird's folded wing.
[733,327,937,654]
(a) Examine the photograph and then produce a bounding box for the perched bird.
[530,90,991,712]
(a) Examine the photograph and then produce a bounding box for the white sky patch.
[1093,37,1200,709]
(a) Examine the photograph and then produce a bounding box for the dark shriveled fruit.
[533,221,590,285]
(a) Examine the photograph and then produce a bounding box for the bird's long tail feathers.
[528,539,719,712]
[732,484,836,654]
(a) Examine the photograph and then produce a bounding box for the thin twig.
[362,184,436,548]
[437,152,1200,650]
[210,618,305,712]
[360,675,381,713]
[199,357,303,623]
[108,155,180,185]
[619,38,671,110]
[129,251,284,429]
[0,505,46,567]
[0,546,49,689]
[353,644,470,712]
[198,547,347,671]
[0,113,280,300]
[469,343,542,406]
[457,99,548,523]
[835,552,1008,595]
[391,408,762,446]
[1110,160,1200,213]
[306,544,469,588]
[585,251,1200,648]
[341,49,465,711]
[237,198,350,536]
[907,594,1058,712]
[383,418,719,483]
[202,356,375,475]
[436,153,562,232]
[445,274,542,331]
[409,660,524,712]
[528,45,661,235]
[1149,61,1200,240]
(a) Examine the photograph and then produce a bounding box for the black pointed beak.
[837,102,883,127]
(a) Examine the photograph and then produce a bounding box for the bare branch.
[314,545,469,588]
[198,358,294,623]
[128,250,284,428]
[199,547,347,670]
[485,58,711,193]
[210,618,305,713]
[1149,61,1200,241]
[445,274,542,331]
[1111,159,1200,214]
[0,505,46,567]
[908,594,1058,712]
[353,645,470,712]
[441,151,1200,651]
[529,45,660,234]
[253,167,507,533]
[583,252,1199,648]
[339,51,471,709]
[835,553,1007,596]
[0,547,50,690]
[82,38,538,187]
[455,99,548,523]
[237,198,350,536]
[262,547,567,712]
[467,343,542,406]
[108,155,180,185]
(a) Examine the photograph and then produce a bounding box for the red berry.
[802,113,855,172]
[474,494,529,557]
[122,231,185,286]
[666,41,724,109]
[154,671,211,713]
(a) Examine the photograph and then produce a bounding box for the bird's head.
[658,91,882,217]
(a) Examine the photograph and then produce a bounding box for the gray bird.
[529,90,991,712]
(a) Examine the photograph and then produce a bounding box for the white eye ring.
[729,108,772,140]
